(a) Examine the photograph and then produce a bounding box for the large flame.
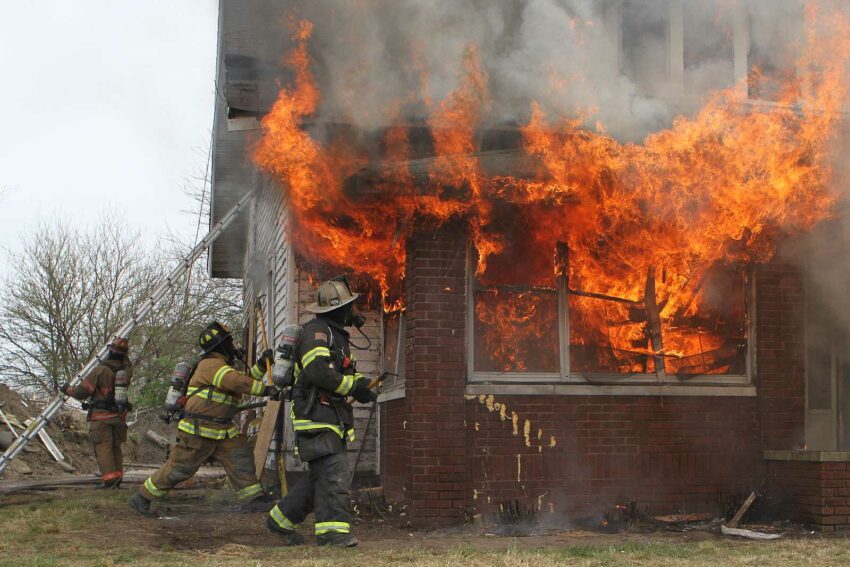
[254,6,850,373]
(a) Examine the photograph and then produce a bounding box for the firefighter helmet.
[198,321,232,354]
[107,337,129,355]
[306,278,360,314]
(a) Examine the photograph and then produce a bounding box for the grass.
[0,490,849,566]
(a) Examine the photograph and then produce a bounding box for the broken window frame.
[378,311,406,401]
[614,0,680,98]
[466,243,755,387]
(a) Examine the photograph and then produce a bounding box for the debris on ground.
[726,491,757,529]
[654,513,714,524]
[721,525,782,540]
[0,384,174,482]
[0,384,96,480]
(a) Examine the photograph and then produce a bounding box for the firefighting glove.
[256,349,275,368]
[261,386,275,398]
[351,377,378,404]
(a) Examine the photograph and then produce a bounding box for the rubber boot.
[317,532,359,547]
[240,493,276,513]
[265,516,305,546]
[128,492,157,517]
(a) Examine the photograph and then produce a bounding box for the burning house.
[210,1,850,530]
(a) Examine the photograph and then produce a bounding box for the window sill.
[466,383,756,397]
[378,388,405,402]
[764,450,850,462]
[470,372,751,386]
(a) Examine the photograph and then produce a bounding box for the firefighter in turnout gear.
[129,322,276,517]
[62,337,133,488]
[266,278,378,547]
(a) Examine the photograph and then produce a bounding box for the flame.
[254,6,850,369]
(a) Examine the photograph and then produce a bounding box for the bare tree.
[0,217,243,401]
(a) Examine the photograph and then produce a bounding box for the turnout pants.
[139,431,262,502]
[89,417,127,484]
[269,432,352,537]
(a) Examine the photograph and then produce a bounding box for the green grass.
[1,490,849,566]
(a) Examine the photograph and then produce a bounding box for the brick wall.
[381,398,409,501]
[381,224,824,525]
[767,460,850,531]
[467,395,761,518]
[756,261,806,451]
[402,221,469,523]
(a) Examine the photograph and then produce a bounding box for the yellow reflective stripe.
[250,379,265,396]
[186,386,237,407]
[347,428,356,443]
[212,365,235,388]
[144,477,166,498]
[301,346,330,369]
[335,374,354,395]
[177,419,237,440]
[270,505,297,530]
[292,420,344,439]
[353,372,365,380]
[250,363,265,380]
[315,521,350,535]
[237,483,263,501]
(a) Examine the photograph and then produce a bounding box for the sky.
[0,1,219,277]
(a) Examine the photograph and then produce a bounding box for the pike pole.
[0,189,257,476]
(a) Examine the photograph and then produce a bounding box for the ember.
[253,6,850,374]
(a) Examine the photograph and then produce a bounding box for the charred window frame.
[745,1,804,103]
[616,0,677,96]
[467,244,755,387]
[379,311,406,401]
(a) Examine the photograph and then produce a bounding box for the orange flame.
[254,7,850,369]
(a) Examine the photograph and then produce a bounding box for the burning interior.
[251,6,850,382]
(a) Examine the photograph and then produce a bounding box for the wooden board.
[727,491,756,528]
[253,400,281,476]
[24,419,65,462]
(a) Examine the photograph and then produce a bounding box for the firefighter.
[266,277,378,547]
[62,337,133,488]
[129,321,276,517]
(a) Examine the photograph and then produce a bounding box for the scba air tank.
[114,370,129,409]
[272,324,302,388]
[164,361,193,412]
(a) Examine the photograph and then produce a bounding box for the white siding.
[244,176,382,475]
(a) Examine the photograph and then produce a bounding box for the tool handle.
[257,303,273,385]
[367,371,397,390]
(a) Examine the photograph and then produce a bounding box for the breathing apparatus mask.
[344,303,366,329]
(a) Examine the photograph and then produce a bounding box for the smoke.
[248,0,836,142]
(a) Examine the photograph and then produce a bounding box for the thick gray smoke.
[262,0,821,141]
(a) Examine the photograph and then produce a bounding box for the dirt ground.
[1,486,850,566]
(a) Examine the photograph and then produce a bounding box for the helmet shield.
[198,321,233,354]
[306,279,360,314]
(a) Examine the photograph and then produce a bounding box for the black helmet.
[198,321,232,354]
